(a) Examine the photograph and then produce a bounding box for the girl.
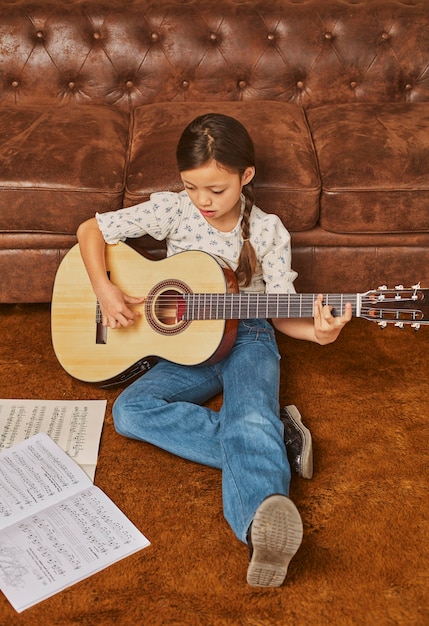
[77,113,352,587]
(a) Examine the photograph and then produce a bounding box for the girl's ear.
[241,166,255,186]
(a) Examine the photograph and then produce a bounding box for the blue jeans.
[113,319,291,543]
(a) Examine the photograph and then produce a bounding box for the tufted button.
[405,83,413,91]
[350,81,357,89]
[267,32,276,41]
[381,32,390,41]
[68,81,76,90]
[151,32,159,42]
[93,31,101,40]
[209,32,218,42]
[296,80,304,89]
[36,30,44,39]
[11,81,19,88]
[238,80,247,89]
[324,32,333,40]
[182,80,190,89]
[125,80,134,89]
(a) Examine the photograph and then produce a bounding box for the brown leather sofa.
[2,0,429,302]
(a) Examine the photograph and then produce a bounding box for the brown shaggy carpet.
[0,303,428,625]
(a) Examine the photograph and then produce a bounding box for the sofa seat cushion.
[125,101,320,232]
[307,103,429,234]
[0,105,129,234]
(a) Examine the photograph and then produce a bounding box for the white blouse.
[96,191,297,294]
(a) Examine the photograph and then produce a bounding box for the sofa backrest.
[1,0,428,112]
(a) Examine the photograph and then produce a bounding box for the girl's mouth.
[199,209,216,217]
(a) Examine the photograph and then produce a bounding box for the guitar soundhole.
[145,280,191,335]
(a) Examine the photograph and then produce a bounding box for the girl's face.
[180,160,255,231]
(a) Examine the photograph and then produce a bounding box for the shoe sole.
[247,495,303,587]
[285,405,314,480]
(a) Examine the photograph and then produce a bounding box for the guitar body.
[51,243,239,384]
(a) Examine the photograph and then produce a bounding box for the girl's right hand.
[96,281,144,329]
[76,217,144,328]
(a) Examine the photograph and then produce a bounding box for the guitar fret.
[192,294,196,319]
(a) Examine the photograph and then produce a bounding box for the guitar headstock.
[359,283,429,329]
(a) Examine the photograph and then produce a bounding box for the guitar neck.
[182,293,359,320]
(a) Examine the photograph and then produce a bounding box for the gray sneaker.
[280,405,313,479]
[247,494,303,587]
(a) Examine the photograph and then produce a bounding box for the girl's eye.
[212,190,224,195]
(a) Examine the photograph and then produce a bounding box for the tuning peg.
[378,321,387,328]
[411,323,421,330]
[412,283,420,300]
[394,322,404,329]
[394,284,404,290]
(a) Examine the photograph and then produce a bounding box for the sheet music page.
[0,399,106,480]
[0,434,150,613]
[0,433,91,530]
[0,486,150,613]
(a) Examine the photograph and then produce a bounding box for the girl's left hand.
[313,294,353,345]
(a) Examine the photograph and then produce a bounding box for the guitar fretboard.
[182,293,359,320]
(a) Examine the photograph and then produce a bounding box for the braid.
[236,181,257,287]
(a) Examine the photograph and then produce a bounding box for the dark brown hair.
[176,113,257,287]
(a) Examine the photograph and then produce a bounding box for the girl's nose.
[198,192,212,207]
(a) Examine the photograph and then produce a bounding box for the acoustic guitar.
[51,242,429,386]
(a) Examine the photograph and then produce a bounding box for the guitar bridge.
[95,301,107,344]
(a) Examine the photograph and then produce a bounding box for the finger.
[322,304,334,320]
[117,310,137,326]
[335,303,352,325]
[123,296,144,319]
[124,295,145,304]
[109,316,124,329]
[105,310,133,328]
[343,302,353,321]
[313,294,324,317]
